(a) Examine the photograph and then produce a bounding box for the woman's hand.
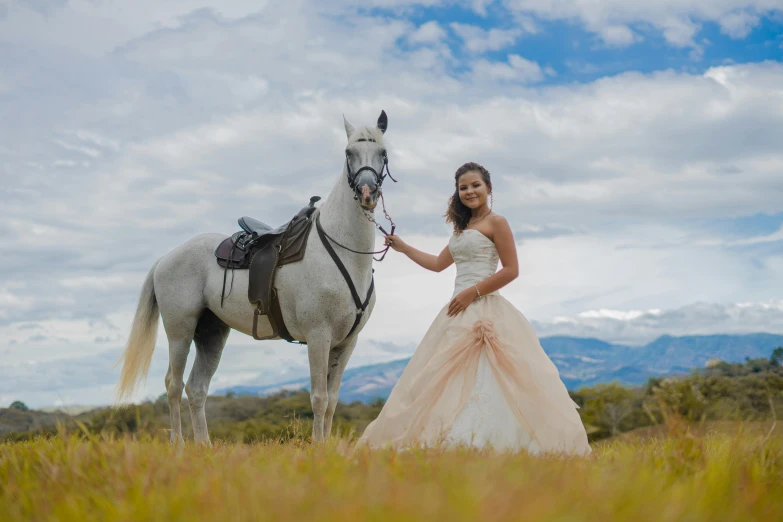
[447,288,477,317]
[384,234,408,253]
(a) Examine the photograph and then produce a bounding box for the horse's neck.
[318,168,376,268]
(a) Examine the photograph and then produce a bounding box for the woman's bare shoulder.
[486,213,512,241]
[488,212,507,224]
[489,212,510,230]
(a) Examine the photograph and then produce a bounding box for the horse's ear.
[343,115,355,139]
[377,110,388,134]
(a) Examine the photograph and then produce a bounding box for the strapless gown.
[357,229,591,455]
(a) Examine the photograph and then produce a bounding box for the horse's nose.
[361,184,372,203]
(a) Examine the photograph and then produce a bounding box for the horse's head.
[343,110,390,211]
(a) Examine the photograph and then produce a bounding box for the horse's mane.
[347,126,385,146]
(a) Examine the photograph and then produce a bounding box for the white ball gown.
[358,228,592,455]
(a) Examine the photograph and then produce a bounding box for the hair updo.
[444,162,492,233]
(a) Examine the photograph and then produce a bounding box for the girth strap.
[315,212,375,342]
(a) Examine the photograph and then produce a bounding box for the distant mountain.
[626,334,783,371]
[218,333,783,403]
[224,358,410,404]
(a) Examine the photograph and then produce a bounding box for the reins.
[318,192,397,262]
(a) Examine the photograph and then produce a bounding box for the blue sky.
[379,2,783,83]
[0,0,782,407]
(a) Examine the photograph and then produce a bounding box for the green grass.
[1,420,781,522]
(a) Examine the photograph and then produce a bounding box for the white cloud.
[718,10,762,38]
[404,21,456,71]
[692,225,783,247]
[408,20,448,44]
[470,54,550,83]
[660,15,701,47]
[598,25,640,46]
[533,300,783,346]
[468,0,496,16]
[59,274,140,291]
[501,0,781,48]
[450,22,525,53]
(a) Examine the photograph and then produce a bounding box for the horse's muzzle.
[355,176,379,210]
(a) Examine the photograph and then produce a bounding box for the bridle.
[320,137,399,262]
[345,137,397,191]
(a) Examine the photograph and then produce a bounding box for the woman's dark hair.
[445,162,492,233]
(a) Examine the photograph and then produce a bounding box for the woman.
[357,162,591,455]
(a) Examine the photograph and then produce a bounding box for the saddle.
[215,196,321,343]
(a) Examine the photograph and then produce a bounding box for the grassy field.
[1,420,781,522]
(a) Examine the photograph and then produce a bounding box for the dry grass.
[1,422,781,522]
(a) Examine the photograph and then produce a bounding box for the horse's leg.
[306,329,331,443]
[163,317,198,446]
[186,309,230,446]
[324,336,358,437]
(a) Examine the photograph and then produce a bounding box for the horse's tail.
[115,260,160,403]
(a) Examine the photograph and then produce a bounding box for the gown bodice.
[448,228,500,299]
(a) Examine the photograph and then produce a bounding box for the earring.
[489,192,494,210]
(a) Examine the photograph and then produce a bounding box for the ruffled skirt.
[357,295,591,455]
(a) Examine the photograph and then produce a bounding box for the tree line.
[3,347,782,443]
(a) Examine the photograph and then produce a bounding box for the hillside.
[1,391,383,444]
[0,408,72,436]
[219,333,783,402]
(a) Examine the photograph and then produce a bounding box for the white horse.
[116,111,392,445]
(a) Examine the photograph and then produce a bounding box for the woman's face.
[457,170,490,210]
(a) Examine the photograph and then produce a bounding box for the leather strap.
[270,288,301,344]
[345,276,374,340]
[316,212,375,342]
[220,240,237,307]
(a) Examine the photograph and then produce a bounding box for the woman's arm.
[384,235,454,272]
[474,215,519,296]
